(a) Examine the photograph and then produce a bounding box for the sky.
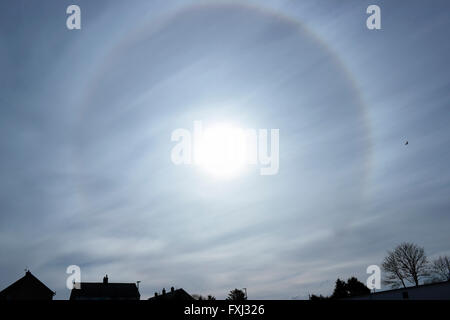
[0,0,450,300]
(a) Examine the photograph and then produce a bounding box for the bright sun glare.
[195,124,248,179]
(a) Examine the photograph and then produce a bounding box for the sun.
[195,124,248,179]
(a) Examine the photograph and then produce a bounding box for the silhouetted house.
[347,280,450,300]
[70,275,140,300]
[148,287,194,301]
[0,270,55,300]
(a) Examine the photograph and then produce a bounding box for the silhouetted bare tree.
[382,242,429,288]
[431,256,450,282]
[382,250,407,288]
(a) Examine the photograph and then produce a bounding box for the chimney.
[103,275,108,284]
[171,287,174,293]
[162,288,166,295]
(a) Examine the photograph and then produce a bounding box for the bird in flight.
[405,141,408,145]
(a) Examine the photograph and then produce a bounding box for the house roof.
[0,270,55,300]
[348,279,450,299]
[148,288,194,301]
[70,282,140,300]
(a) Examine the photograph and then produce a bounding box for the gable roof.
[148,288,194,301]
[0,271,55,300]
[70,282,140,300]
